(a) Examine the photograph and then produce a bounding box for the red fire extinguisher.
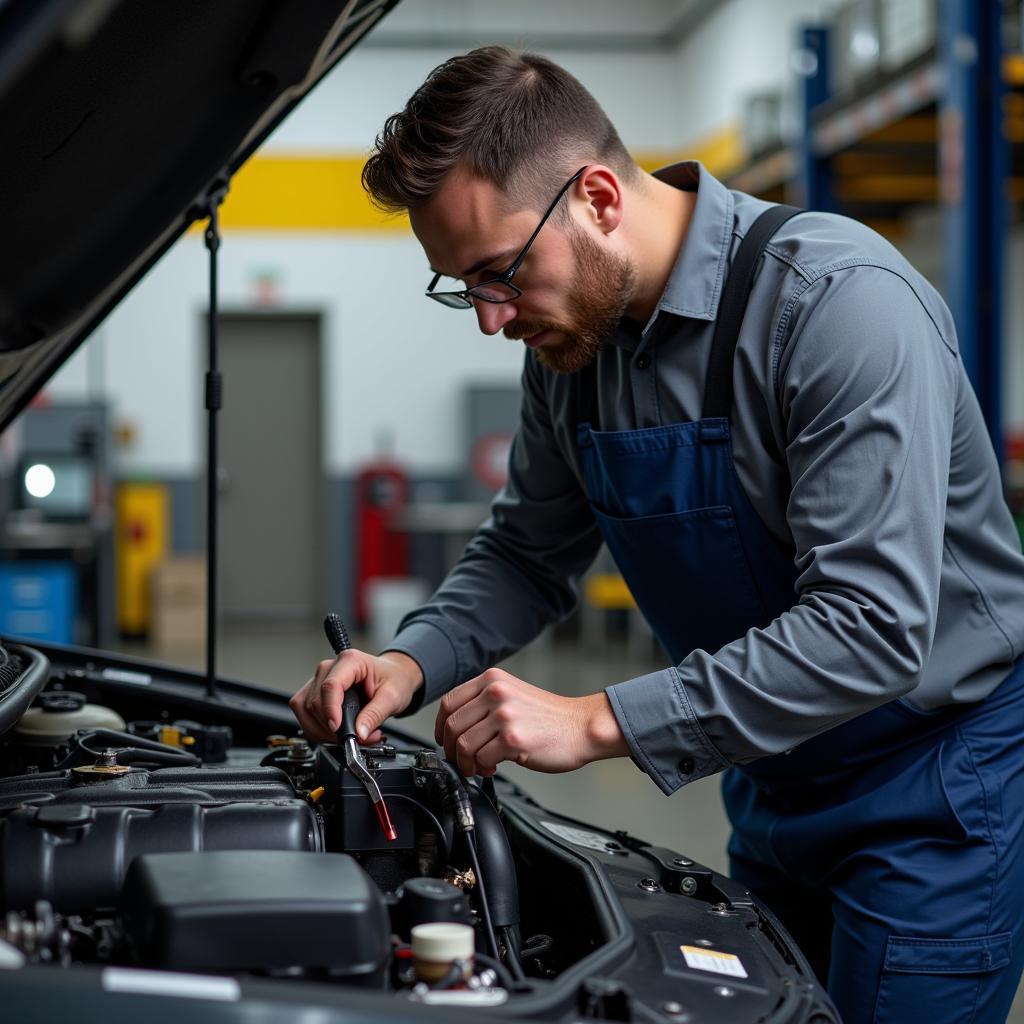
[353,456,409,627]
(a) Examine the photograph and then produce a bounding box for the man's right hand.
[289,649,423,744]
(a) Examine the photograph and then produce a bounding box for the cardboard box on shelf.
[150,557,206,651]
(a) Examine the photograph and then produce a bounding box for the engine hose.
[502,923,522,962]
[58,728,200,769]
[473,951,520,992]
[519,934,553,959]
[436,759,475,831]
[481,775,497,807]
[430,959,466,990]
[501,925,528,987]
[436,762,523,972]
[466,832,500,961]
[466,784,520,930]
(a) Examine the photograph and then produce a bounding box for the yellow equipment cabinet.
[115,482,168,635]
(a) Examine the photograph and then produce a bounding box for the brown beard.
[504,226,636,374]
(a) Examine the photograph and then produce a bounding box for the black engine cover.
[0,766,322,911]
[122,850,390,980]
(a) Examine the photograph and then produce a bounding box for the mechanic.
[291,46,1024,1022]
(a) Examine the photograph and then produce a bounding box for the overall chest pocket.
[589,502,770,662]
[577,420,730,520]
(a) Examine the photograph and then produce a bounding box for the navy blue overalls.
[575,205,1024,1023]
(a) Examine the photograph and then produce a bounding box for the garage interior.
[2,0,1023,1017]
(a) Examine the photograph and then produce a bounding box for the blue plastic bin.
[0,561,77,644]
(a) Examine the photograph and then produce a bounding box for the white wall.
[45,0,1024,471]
[670,0,828,146]
[47,38,680,476]
[49,232,531,476]
[272,45,677,155]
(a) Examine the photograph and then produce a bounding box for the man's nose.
[473,298,518,336]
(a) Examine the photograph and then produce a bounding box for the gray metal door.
[211,314,323,625]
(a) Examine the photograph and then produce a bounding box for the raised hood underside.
[0,0,398,430]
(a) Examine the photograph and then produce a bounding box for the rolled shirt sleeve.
[607,265,959,794]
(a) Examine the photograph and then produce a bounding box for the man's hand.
[434,667,629,777]
[290,650,423,744]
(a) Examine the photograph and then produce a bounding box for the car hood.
[0,0,399,432]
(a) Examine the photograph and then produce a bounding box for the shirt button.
[679,758,694,776]
[635,354,651,369]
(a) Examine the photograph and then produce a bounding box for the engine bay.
[0,643,543,1007]
[0,640,839,1022]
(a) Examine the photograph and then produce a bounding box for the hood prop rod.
[202,180,229,701]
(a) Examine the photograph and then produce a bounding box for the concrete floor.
[129,625,1024,1022]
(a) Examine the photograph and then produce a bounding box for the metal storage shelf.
[724,3,1020,461]
[726,47,1023,219]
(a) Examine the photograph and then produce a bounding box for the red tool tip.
[375,800,398,842]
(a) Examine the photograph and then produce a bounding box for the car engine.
[0,641,532,1006]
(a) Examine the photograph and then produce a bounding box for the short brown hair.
[362,46,639,217]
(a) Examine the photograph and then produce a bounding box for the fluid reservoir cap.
[411,922,475,963]
[398,877,471,935]
[15,702,127,743]
[39,691,86,712]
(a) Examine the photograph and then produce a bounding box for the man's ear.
[575,165,623,235]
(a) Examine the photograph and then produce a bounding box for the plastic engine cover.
[122,851,390,979]
[0,766,322,911]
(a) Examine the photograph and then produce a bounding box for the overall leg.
[723,769,834,985]
[824,701,1024,1024]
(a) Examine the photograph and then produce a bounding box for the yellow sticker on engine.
[680,945,748,979]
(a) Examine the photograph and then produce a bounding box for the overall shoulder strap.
[576,353,598,428]
[702,204,802,420]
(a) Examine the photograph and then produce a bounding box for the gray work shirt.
[386,161,1024,795]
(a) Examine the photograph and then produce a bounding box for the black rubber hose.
[473,951,520,992]
[520,934,553,958]
[85,728,201,761]
[465,832,500,961]
[500,925,527,984]
[104,747,197,767]
[466,784,520,929]
[436,759,475,831]
[481,775,498,807]
[434,762,519,970]
[59,729,200,769]
[430,960,466,990]
[503,923,522,963]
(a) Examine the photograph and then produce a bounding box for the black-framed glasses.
[425,166,586,309]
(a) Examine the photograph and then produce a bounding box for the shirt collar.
[603,160,734,352]
[649,160,735,325]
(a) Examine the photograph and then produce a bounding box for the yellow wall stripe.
[201,125,746,233]
[661,122,747,180]
[216,155,410,232]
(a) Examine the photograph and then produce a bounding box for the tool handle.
[340,687,363,741]
[324,613,350,655]
[324,613,362,741]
